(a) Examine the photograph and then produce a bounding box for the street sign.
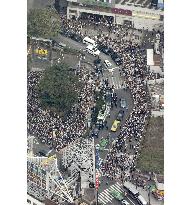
[35,48,48,55]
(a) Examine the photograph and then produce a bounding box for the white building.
[66,0,164,30]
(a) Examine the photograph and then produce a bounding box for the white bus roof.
[86,45,94,49]
[83,36,96,44]
[83,36,95,42]
[137,195,147,205]
[123,182,139,195]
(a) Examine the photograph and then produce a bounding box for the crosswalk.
[98,182,124,205]
[102,75,125,90]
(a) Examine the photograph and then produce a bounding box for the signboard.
[79,0,115,8]
[111,8,132,16]
[95,148,100,169]
[95,173,99,190]
[132,10,160,20]
[35,48,48,55]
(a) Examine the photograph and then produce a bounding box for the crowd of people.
[28,12,164,190]
[27,64,96,152]
[97,33,152,182]
[59,14,159,183]
[60,14,139,41]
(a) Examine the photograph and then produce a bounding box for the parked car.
[104,60,114,72]
[83,36,97,47]
[111,120,120,132]
[98,44,114,55]
[37,150,47,157]
[110,190,124,201]
[111,53,123,65]
[91,127,100,138]
[94,58,103,72]
[71,34,82,42]
[120,98,128,109]
[117,110,124,121]
[86,45,100,56]
[94,58,101,66]
[99,138,108,151]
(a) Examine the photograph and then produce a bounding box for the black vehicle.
[95,119,104,130]
[94,58,103,70]
[94,58,101,66]
[111,53,123,65]
[98,44,114,55]
[70,34,82,42]
[105,88,112,106]
[38,150,47,157]
[116,110,124,121]
[91,127,100,138]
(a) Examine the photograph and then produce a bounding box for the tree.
[27,8,61,38]
[37,63,83,115]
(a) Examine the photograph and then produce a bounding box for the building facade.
[27,194,45,205]
[66,0,163,30]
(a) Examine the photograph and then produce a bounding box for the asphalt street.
[54,34,118,67]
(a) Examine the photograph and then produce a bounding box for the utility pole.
[147,185,151,205]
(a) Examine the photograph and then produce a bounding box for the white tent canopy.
[147,49,154,65]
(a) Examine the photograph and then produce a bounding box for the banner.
[111,8,132,16]
[132,10,160,20]
[95,173,99,190]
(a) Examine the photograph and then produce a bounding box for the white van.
[83,36,97,47]
[123,181,139,198]
[137,195,147,205]
[104,60,114,73]
[86,45,100,56]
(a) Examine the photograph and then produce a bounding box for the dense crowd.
[58,14,161,183]
[98,36,152,182]
[28,12,164,189]
[27,65,95,152]
[60,15,163,183]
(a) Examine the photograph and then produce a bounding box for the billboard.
[78,0,115,8]
[111,8,132,16]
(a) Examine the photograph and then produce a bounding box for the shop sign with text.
[111,8,132,16]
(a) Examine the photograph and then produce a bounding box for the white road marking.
[114,183,123,192]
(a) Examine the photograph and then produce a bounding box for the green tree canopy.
[37,63,83,115]
[27,8,61,38]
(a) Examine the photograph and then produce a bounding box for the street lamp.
[135,177,138,189]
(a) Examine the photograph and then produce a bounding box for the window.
[27,199,31,204]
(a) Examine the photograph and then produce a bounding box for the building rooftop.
[148,80,164,112]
